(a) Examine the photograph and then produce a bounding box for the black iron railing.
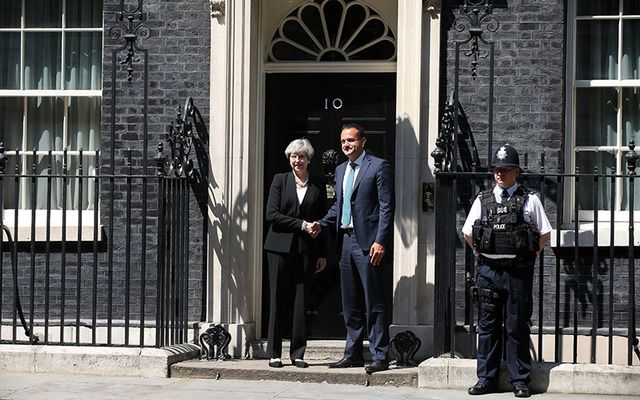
[432,144,640,366]
[0,141,197,348]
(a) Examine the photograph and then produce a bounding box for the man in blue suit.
[318,123,394,374]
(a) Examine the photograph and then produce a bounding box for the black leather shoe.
[292,359,309,368]
[468,381,496,395]
[268,359,283,368]
[365,360,389,374]
[328,357,364,368]
[512,382,531,398]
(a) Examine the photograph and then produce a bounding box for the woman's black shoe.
[268,359,284,368]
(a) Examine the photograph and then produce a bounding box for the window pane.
[1,156,18,209]
[575,152,615,210]
[68,155,96,210]
[623,88,640,145]
[66,0,103,28]
[622,20,640,79]
[624,0,640,15]
[577,1,617,16]
[25,0,62,27]
[68,97,100,151]
[0,97,24,150]
[23,155,53,209]
[0,33,20,89]
[0,0,21,28]
[576,20,618,79]
[24,33,61,90]
[26,97,63,151]
[65,32,102,90]
[576,88,618,146]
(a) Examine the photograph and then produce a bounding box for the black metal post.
[45,150,52,344]
[0,143,5,342]
[608,167,616,364]
[76,149,83,345]
[591,167,599,363]
[625,141,638,366]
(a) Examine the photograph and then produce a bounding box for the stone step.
[249,340,372,361]
[171,359,418,387]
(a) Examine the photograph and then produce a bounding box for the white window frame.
[566,0,640,224]
[0,0,103,241]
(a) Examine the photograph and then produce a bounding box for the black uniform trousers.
[475,259,534,385]
[266,250,312,361]
[339,231,389,362]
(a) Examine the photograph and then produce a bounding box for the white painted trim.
[2,210,102,241]
[0,90,102,97]
[574,80,640,87]
[551,223,640,247]
[264,61,396,73]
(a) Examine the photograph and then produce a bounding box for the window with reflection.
[572,0,640,214]
[0,0,102,211]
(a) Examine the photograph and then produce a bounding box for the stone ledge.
[0,344,200,378]
[418,358,640,396]
[172,359,418,387]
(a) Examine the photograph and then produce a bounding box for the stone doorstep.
[249,339,372,361]
[171,359,418,387]
[419,358,640,396]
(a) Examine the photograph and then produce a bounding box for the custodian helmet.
[491,143,520,169]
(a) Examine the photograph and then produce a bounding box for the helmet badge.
[496,146,508,160]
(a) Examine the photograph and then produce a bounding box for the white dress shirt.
[341,151,366,228]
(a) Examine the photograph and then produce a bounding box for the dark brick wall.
[441,0,565,169]
[1,0,210,337]
[440,0,640,337]
[99,0,210,324]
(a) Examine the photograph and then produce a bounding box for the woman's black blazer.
[264,172,327,257]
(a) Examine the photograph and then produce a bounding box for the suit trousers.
[266,250,311,360]
[339,232,389,361]
[475,261,534,384]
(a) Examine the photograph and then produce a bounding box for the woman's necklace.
[294,173,309,188]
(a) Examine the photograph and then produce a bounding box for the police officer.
[461,144,551,398]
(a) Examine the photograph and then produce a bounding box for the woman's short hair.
[284,138,315,160]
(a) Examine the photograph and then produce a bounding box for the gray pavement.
[1,372,639,400]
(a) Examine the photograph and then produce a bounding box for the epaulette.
[479,190,494,208]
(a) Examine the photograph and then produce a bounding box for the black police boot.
[468,381,497,395]
[512,382,531,398]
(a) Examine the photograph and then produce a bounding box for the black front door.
[262,73,396,339]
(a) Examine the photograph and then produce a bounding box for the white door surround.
[207,0,441,361]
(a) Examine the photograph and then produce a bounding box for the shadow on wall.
[394,117,418,248]
[190,104,211,322]
[206,164,250,342]
[393,264,434,358]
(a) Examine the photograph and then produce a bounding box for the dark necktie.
[501,189,509,204]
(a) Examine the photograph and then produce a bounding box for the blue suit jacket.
[321,152,394,251]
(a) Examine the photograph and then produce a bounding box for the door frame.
[255,66,397,339]
[209,1,438,357]
[260,71,398,339]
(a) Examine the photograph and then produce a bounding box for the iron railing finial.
[626,140,639,176]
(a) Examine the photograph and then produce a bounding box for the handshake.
[303,221,322,238]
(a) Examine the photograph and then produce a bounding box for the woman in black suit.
[264,138,327,368]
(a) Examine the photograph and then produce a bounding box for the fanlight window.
[268,0,396,62]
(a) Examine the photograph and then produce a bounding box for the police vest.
[472,187,540,257]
